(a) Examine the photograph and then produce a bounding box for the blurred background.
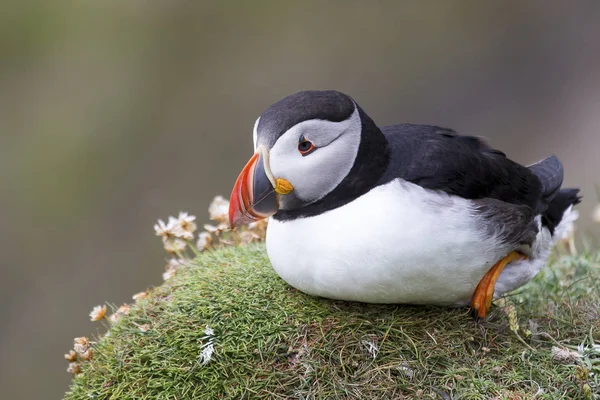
[2,1,600,398]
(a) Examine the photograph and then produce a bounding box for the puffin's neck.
[273,106,390,221]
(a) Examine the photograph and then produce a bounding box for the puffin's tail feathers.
[542,188,581,236]
[528,155,564,203]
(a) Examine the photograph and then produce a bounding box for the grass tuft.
[65,244,600,399]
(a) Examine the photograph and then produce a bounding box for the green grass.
[65,244,600,400]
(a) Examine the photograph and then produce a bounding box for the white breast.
[266,179,515,306]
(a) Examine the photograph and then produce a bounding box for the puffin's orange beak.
[229,146,293,228]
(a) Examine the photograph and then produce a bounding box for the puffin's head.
[229,90,385,227]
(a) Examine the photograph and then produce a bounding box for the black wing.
[379,124,562,214]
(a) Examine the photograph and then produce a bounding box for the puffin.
[228,90,581,318]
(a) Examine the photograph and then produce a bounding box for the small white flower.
[163,238,187,253]
[108,303,131,324]
[80,349,93,361]
[108,303,131,323]
[167,215,179,227]
[177,212,197,232]
[89,305,107,321]
[247,219,268,240]
[166,212,197,240]
[178,211,195,222]
[161,216,190,240]
[162,258,182,281]
[197,232,213,251]
[117,304,130,315]
[73,337,89,354]
[209,196,230,223]
[64,350,78,362]
[67,362,82,374]
[239,230,260,244]
[203,224,220,233]
[163,268,176,281]
[109,312,122,324]
[176,229,195,240]
[167,258,186,269]
[154,219,173,238]
[132,291,148,301]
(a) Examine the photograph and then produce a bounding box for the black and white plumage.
[230,90,581,309]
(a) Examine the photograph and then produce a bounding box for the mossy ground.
[65,244,600,399]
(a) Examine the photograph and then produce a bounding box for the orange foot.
[470,251,527,319]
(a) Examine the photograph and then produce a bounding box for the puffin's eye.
[298,136,316,156]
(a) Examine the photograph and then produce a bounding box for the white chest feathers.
[266,179,553,306]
